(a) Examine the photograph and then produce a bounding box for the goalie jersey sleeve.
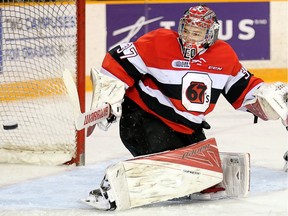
[100,28,263,134]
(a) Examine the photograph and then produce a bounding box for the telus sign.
[106,3,270,60]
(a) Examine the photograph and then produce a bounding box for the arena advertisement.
[106,2,270,61]
[0,5,76,77]
[0,9,3,73]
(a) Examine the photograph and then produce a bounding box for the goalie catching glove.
[244,82,288,127]
[87,68,125,135]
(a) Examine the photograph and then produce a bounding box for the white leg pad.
[219,152,250,197]
[105,138,223,210]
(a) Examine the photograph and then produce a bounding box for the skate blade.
[79,198,110,210]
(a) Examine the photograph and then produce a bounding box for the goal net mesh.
[0,0,83,165]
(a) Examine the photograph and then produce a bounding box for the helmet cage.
[178,5,219,59]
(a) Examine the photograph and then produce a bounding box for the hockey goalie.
[76,5,288,211]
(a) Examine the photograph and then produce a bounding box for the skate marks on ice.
[0,159,287,213]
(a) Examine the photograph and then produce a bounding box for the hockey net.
[0,0,85,165]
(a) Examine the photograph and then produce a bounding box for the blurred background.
[85,0,287,91]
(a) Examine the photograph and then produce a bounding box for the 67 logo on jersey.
[182,73,212,112]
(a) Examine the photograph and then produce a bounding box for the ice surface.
[0,94,287,216]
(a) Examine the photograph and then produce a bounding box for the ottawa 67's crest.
[182,72,212,112]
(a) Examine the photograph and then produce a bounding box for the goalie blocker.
[82,138,250,211]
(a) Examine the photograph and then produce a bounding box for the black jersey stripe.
[144,74,222,104]
[145,74,182,98]
[210,88,222,104]
[223,73,252,104]
[109,46,143,82]
[135,85,202,131]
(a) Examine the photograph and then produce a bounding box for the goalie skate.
[80,189,111,210]
[80,175,117,211]
[80,188,116,211]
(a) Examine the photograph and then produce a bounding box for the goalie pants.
[119,97,206,157]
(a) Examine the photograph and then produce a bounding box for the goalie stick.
[62,69,110,130]
[75,104,110,130]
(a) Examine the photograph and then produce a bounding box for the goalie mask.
[178,5,220,60]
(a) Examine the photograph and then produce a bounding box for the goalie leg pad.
[178,152,250,201]
[96,138,223,210]
[83,139,250,211]
[218,152,250,197]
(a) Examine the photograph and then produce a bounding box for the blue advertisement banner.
[106,3,270,60]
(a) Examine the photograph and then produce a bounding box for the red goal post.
[0,0,86,166]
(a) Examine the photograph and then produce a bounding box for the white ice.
[0,94,287,216]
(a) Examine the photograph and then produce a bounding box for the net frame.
[0,0,86,166]
[76,0,85,166]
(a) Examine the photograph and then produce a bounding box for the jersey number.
[116,43,138,59]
